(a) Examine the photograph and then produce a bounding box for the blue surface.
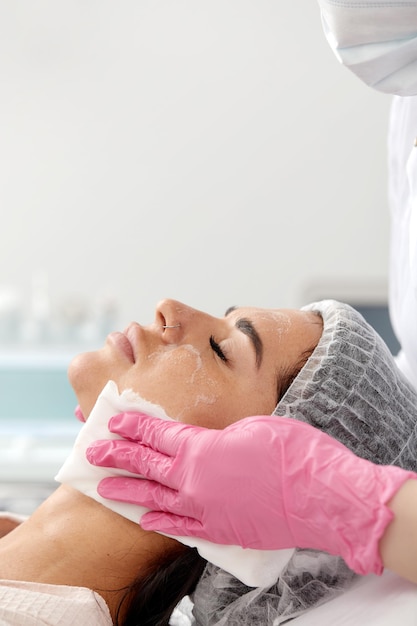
[0,353,78,421]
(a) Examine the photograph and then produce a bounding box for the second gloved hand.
[86,413,416,576]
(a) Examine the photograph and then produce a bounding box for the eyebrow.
[225,306,263,368]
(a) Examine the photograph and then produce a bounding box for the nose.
[155,299,216,343]
[156,298,196,330]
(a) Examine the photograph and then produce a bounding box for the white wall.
[0,1,392,337]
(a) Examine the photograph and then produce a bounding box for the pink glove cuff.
[291,460,416,576]
[344,465,416,576]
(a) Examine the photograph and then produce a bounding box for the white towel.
[55,381,294,587]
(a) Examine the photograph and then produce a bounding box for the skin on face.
[68,299,323,428]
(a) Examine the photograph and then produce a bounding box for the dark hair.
[115,546,207,626]
[276,344,318,404]
[275,311,323,404]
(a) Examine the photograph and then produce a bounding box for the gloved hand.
[86,412,417,576]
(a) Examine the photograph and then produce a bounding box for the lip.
[108,330,136,363]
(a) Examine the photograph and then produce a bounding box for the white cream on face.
[193,394,218,407]
[176,389,220,419]
[179,344,220,413]
[152,344,221,416]
[244,311,292,341]
[181,344,203,383]
[147,344,202,381]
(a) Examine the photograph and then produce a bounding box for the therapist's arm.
[381,479,417,584]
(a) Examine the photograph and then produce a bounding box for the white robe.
[0,580,112,626]
[318,0,417,389]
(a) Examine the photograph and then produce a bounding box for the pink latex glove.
[74,405,86,423]
[86,412,417,576]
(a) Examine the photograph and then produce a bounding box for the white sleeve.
[318,0,417,95]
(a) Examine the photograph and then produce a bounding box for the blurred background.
[0,0,394,512]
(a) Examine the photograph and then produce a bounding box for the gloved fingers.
[86,439,177,486]
[140,511,208,540]
[97,476,194,518]
[108,412,199,456]
[97,476,150,505]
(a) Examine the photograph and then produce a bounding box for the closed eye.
[210,335,228,362]
[225,307,263,369]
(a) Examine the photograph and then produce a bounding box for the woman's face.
[68,299,323,428]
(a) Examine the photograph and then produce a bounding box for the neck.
[0,485,179,621]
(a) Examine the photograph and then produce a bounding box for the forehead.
[226,306,300,329]
[226,306,323,365]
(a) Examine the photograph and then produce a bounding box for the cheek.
[138,352,277,428]
[175,395,227,428]
[68,352,100,398]
[174,377,277,429]
[135,366,224,425]
[117,346,223,424]
[145,344,206,383]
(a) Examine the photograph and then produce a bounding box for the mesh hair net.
[191,300,417,625]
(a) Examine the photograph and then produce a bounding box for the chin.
[67,352,88,391]
[67,351,104,419]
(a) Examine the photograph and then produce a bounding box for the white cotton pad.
[55,381,294,587]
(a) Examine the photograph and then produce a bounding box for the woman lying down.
[0,298,416,626]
